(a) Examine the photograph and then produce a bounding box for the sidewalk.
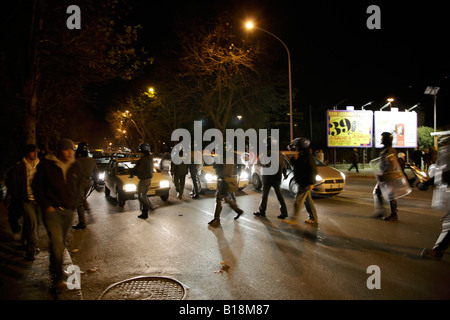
[332,163,375,178]
[0,203,82,300]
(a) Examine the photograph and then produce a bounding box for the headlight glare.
[160,180,170,188]
[124,183,137,192]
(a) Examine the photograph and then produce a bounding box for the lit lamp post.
[380,98,394,111]
[424,86,439,133]
[245,21,294,142]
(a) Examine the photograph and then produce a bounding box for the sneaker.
[234,209,244,220]
[304,219,318,225]
[253,211,266,217]
[138,213,149,219]
[208,218,220,225]
[277,214,287,219]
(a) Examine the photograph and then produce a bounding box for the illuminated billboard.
[327,110,373,147]
[374,111,417,148]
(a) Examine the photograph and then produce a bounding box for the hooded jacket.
[32,154,82,211]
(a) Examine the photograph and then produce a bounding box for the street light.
[245,21,294,141]
[407,103,420,112]
[380,98,394,111]
[424,86,439,132]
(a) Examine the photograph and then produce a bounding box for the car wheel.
[289,179,299,197]
[104,186,110,197]
[252,173,262,190]
[160,194,169,201]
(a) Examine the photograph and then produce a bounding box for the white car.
[104,158,171,206]
[251,151,346,196]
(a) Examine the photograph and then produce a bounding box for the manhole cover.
[98,276,188,300]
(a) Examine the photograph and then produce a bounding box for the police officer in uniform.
[130,143,156,219]
[373,132,400,221]
[253,137,288,218]
[208,143,244,226]
[290,137,319,224]
[73,142,98,229]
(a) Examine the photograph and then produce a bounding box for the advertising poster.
[374,111,417,148]
[327,110,373,147]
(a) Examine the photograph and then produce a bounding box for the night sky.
[132,0,449,124]
[2,0,449,149]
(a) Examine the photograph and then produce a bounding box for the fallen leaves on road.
[214,261,230,274]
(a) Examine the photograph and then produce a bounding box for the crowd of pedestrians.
[2,132,449,295]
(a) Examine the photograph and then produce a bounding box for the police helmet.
[381,132,393,146]
[138,142,151,153]
[76,142,89,157]
[288,137,310,150]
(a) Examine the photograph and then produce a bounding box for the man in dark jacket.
[170,147,189,200]
[130,142,155,219]
[32,138,82,290]
[7,144,41,260]
[254,137,288,218]
[289,137,319,224]
[73,142,98,229]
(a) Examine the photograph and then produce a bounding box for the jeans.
[22,201,41,255]
[42,207,74,282]
[294,188,318,221]
[259,176,288,215]
[138,178,153,213]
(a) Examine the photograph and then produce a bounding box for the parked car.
[251,151,346,197]
[104,158,170,206]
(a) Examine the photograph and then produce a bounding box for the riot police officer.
[130,142,156,219]
[373,132,400,221]
[289,137,319,224]
[208,143,243,226]
[74,142,97,229]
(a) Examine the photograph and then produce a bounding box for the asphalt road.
[68,172,450,300]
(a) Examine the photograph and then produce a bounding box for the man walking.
[289,137,319,224]
[253,137,288,218]
[7,144,41,261]
[130,142,156,219]
[208,144,243,226]
[33,138,82,290]
[373,132,402,221]
[170,147,189,200]
[73,142,98,229]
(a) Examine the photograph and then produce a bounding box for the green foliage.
[417,126,435,149]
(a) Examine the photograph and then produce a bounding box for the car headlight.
[160,180,170,188]
[123,183,137,192]
[239,171,249,180]
[205,173,217,182]
[340,172,346,180]
[315,175,323,182]
[98,172,105,180]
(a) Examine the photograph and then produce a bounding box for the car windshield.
[95,157,111,164]
[117,161,136,175]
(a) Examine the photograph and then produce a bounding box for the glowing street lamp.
[380,98,394,111]
[245,20,294,141]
